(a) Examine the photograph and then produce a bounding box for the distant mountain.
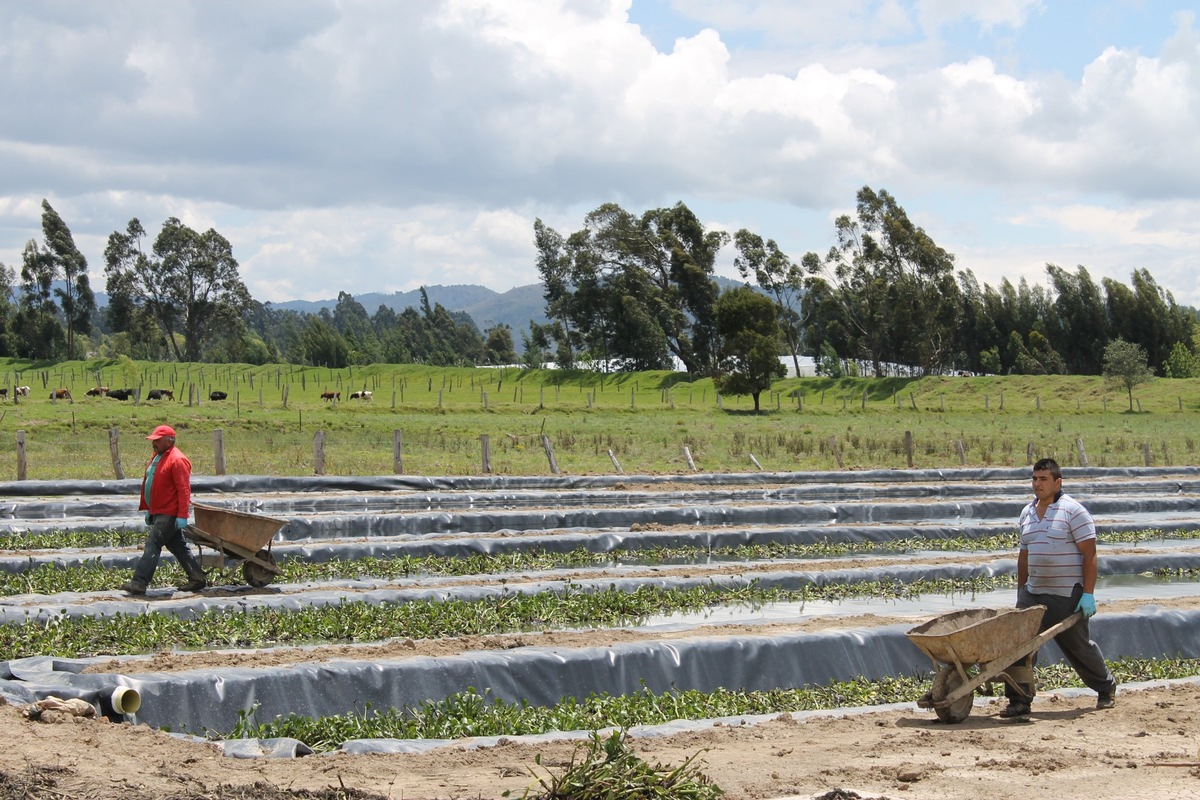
[271,284,549,334]
[92,276,758,340]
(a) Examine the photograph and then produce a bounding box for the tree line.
[1,191,1196,390]
[533,187,1200,385]
[0,202,519,369]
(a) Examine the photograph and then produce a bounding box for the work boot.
[120,580,147,595]
[999,700,1031,718]
[1096,691,1116,710]
[176,576,207,592]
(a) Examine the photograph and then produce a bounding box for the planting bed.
[1,466,1199,799]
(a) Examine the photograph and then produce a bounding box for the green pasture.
[0,357,1198,480]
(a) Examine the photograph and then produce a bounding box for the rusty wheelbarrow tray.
[907,606,1082,723]
[185,502,288,587]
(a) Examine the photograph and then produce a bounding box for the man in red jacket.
[121,425,207,595]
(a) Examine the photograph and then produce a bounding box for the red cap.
[146,425,176,440]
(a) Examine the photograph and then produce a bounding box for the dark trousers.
[131,514,204,586]
[1005,583,1117,702]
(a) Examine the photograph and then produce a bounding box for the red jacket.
[138,445,192,518]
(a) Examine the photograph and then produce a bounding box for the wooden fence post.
[861,388,867,410]
[607,449,623,474]
[480,434,492,474]
[1076,438,1088,467]
[828,436,844,469]
[682,445,697,472]
[749,454,763,471]
[16,430,26,481]
[393,430,404,475]
[313,431,326,475]
[904,430,914,468]
[104,428,123,479]
[956,439,966,465]
[213,429,226,476]
[1142,442,1152,466]
[1027,442,1035,465]
[541,434,559,474]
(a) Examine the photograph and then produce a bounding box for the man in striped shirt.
[1001,457,1117,718]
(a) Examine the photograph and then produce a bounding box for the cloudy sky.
[2,0,1198,307]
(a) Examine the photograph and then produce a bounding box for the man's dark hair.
[1032,457,1062,480]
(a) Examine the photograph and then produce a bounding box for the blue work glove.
[144,513,153,526]
[1075,592,1097,618]
[175,517,189,531]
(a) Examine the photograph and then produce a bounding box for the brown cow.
[15,386,29,397]
[321,391,340,401]
[85,386,109,397]
[50,388,71,400]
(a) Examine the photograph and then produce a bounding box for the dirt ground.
[2,677,1198,800]
[7,596,1200,800]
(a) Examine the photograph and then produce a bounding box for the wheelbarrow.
[907,606,1082,723]
[185,502,288,588]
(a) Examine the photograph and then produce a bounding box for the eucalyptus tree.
[331,291,381,365]
[1129,268,1192,372]
[732,229,806,377]
[104,217,252,362]
[1045,264,1107,374]
[39,201,95,360]
[953,271,1003,374]
[534,202,728,374]
[14,240,62,359]
[803,187,960,376]
[0,262,18,356]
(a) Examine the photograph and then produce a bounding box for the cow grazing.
[50,388,71,400]
[15,386,29,398]
[209,391,228,401]
[85,386,109,397]
[350,390,373,401]
[106,388,132,401]
[321,391,340,401]
[0,389,7,399]
[147,389,174,401]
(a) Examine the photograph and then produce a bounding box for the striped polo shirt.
[1019,491,1096,597]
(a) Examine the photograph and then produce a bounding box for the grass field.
[0,357,1198,479]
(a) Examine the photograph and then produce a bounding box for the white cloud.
[1,0,1199,312]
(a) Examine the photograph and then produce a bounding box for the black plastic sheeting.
[0,465,1198,498]
[2,495,1199,543]
[1,607,1196,742]
[4,476,1200,522]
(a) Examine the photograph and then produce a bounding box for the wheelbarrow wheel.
[932,666,974,724]
[242,550,277,588]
